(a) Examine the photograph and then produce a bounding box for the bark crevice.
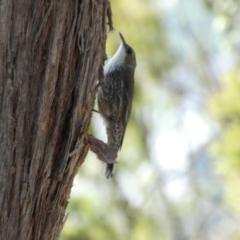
[0,1,113,239]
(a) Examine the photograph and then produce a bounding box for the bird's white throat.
[104,42,125,74]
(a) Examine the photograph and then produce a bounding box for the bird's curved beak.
[119,32,127,47]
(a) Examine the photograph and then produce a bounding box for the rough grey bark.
[0,0,112,239]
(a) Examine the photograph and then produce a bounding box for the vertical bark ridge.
[0,0,113,239]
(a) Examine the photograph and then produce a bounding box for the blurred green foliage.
[210,70,240,215]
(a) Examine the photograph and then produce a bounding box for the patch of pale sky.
[164,176,189,200]
[183,111,211,149]
[212,16,229,32]
[155,130,188,172]
[156,0,179,10]
[154,111,211,199]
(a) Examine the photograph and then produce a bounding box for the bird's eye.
[127,48,133,55]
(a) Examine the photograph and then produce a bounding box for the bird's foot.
[87,134,117,164]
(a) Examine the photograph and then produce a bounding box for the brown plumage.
[98,33,136,178]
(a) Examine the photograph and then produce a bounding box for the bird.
[97,32,136,178]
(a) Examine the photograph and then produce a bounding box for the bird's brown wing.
[119,72,134,149]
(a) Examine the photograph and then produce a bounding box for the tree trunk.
[0,0,112,239]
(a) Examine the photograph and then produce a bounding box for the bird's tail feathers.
[103,163,117,179]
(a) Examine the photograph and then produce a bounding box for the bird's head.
[107,33,136,70]
[118,32,136,69]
